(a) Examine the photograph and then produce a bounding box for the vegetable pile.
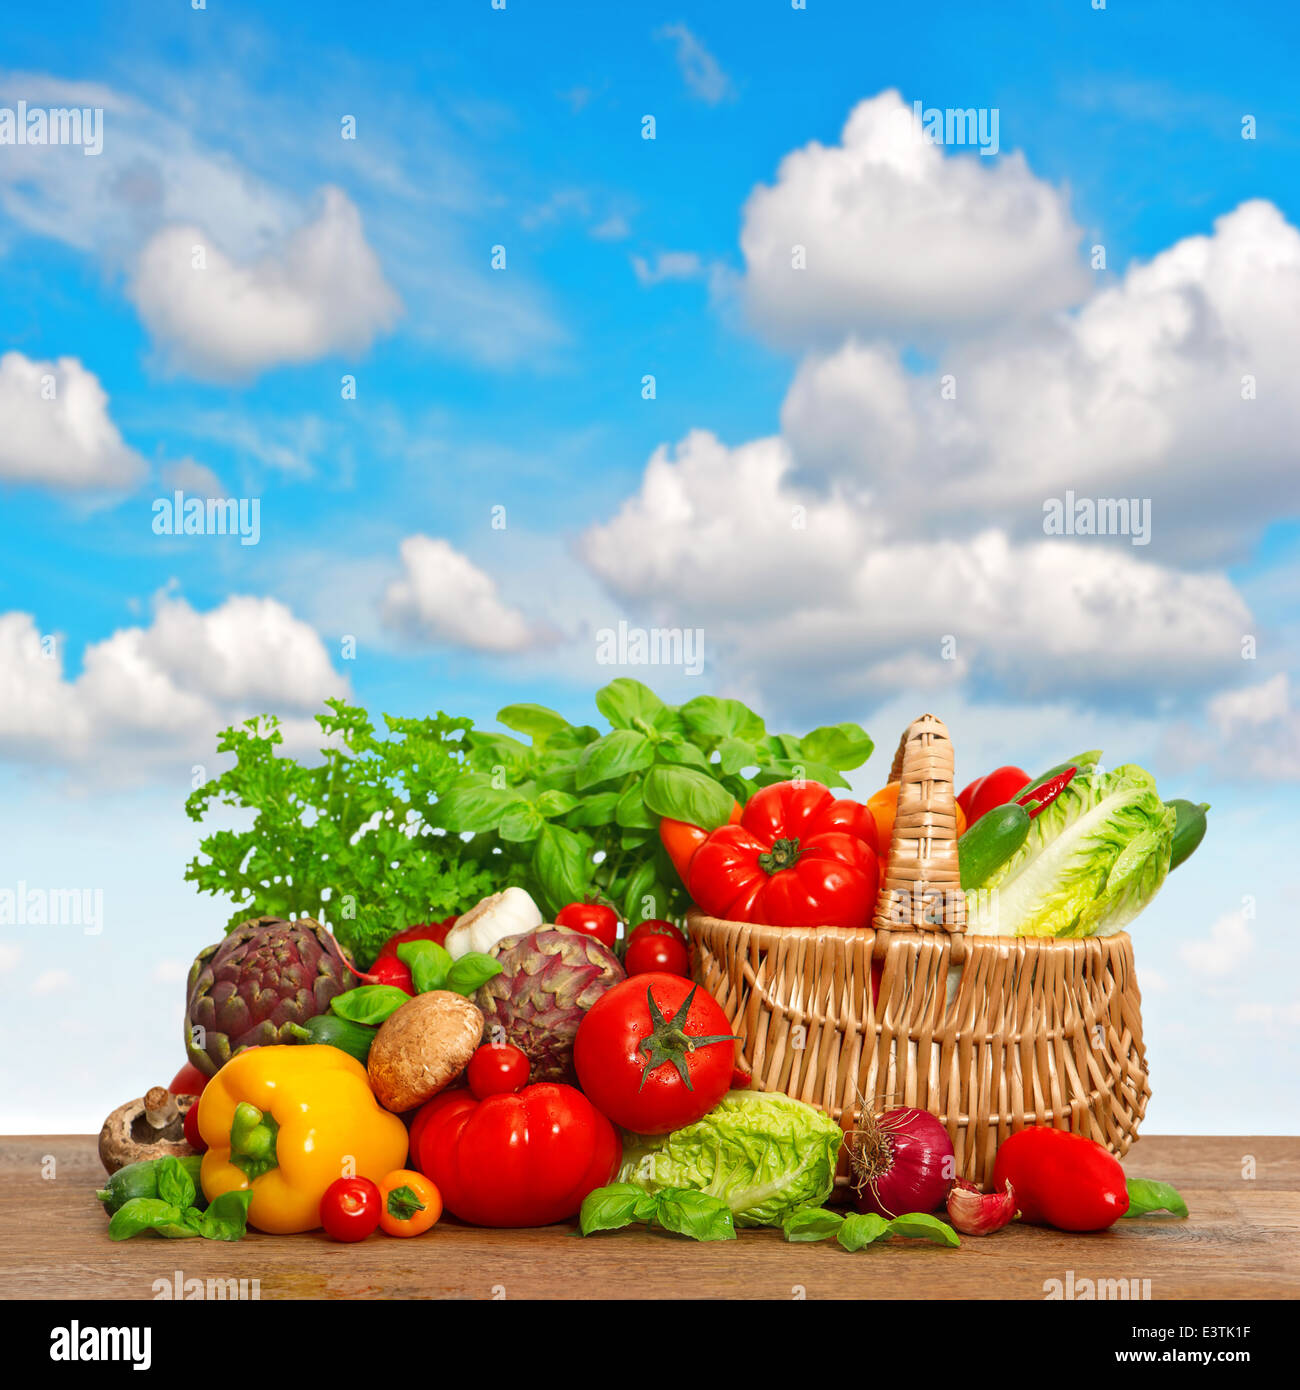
[94,686,1204,1255]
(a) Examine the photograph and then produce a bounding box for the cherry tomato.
[574,974,737,1134]
[168,1062,208,1096]
[319,1176,382,1243]
[467,1043,531,1099]
[555,902,619,949]
[626,918,688,949]
[625,931,690,977]
[378,1170,442,1237]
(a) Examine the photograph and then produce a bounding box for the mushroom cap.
[367,990,484,1113]
[98,1091,199,1175]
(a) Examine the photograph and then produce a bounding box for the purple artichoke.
[185,915,354,1076]
[476,927,625,1083]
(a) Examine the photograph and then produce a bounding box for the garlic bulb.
[444,887,543,959]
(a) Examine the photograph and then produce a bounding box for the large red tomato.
[573,973,737,1135]
[416,1083,619,1228]
[687,781,879,929]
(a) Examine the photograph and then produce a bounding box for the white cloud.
[580,428,1253,706]
[655,24,735,105]
[1203,675,1300,781]
[32,969,74,996]
[0,593,347,776]
[740,90,1087,346]
[631,250,706,286]
[128,187,401,381]
[0,944,21,973]
[0,352,146,491]
[1180,910,1253,977]
[380,535,545,653]
[160,458,225,497]
[781,201,1300,563]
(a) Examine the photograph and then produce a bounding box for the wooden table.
[2,1135,1296,1300]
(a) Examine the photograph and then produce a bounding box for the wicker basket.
[691,713,1150,1186]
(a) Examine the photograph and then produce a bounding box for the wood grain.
[0,1135,1296,1300]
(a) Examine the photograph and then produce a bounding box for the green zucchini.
[96,1154,205,1215]
[958,802,1031,889]
[1167,799,1209,870]
[291,1013,377,1064]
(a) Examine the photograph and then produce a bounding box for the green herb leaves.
[579,1183,736,1242]
[103,1158,253,1243]
[331,985,411,1026]
[780,1206,961,1250]
[329,944,502,1024]
[1123,1179,1188,1218]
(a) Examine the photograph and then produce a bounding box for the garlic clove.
[946,1178,1017,1235]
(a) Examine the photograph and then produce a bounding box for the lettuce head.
[966,764,1175,938]
[616,1090,843,1227]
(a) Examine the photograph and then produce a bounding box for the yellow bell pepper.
[197,1045,408,1234]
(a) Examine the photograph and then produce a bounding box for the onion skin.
[851,1106,955,1218]
[947,1178,1017,1235]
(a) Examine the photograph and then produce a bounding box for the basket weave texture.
[690,714,1151,1185]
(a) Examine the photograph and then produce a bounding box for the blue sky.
[2,1,1298,1135]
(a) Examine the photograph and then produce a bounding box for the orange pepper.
[868,781,965,870]
[378,1169,442,1237]
[659,801,742,885]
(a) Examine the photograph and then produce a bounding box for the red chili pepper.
[1016,767,1076,819]
[992,1126,1129,1231]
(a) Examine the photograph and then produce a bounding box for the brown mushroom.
[98,1085,200,1175]
[367,990,484,1112]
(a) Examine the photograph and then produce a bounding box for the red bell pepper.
[659,801,741,886]
[965,766,1032,826]
[686,781,880,930]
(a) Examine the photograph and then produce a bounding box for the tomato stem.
[636,985,738,1092]
[757,837,801,874]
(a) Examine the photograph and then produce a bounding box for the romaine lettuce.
[616,1090,843,1227]
[965,764,1175,938]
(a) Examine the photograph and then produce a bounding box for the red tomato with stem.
[625,931,690,977]
[688,781,879,930]
[573,974,738,1135]
[467,1043,531,1099]
[555,901,619,949]
[417,1084,620,1228]
[966,767,1031,826]
[319,1176,382,1242]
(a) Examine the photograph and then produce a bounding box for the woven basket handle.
[872,713,966,934]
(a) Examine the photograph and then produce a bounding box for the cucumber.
[292,1013,377,1064]
[1167,799,1209,870]
[96,1154,205,1214]
[958,802,1031,889]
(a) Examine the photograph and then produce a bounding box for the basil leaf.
[331,985,411,1025]
[614,781,656,829]
[782,1206,845,1242]
[641,765,733,830]
[533,823,592,911]
[154,1156,196,1211]
[498,802,546,842]
[534,789,579,818]
[595,679,667,731]
[1123,1179,1188,1218]
[655,1189,737,1242]
[717,737,758,776]
[108,1198,192,1241]
[579,1183,652,1236]
[654,739,712,771]
[798,722,875,771]
[496,703,571,747]
[836,1212,891,1251]
[576,730,654,790]
[397,941,452,993]
[621,858,661,925]
[433,781,523,833]
[563,791,621,827]
[200,1189,254,1241]
[446,951,503,995]
[680,695,766,746]
[884,1213,961,1247]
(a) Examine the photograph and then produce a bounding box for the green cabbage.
[616,1091,843,1227]
[966,764,1175,938]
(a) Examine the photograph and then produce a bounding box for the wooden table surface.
[2,1134,1296,1300]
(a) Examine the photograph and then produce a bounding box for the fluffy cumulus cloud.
[129,187,401,381]
[0,352,146,490]
[580,429,1253,708]
[0,594,347,776]
[780,200,1300,564]
[740,90,1087,346]
[381,535,544,653]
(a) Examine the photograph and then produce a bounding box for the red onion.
[849,1106,955,1218]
